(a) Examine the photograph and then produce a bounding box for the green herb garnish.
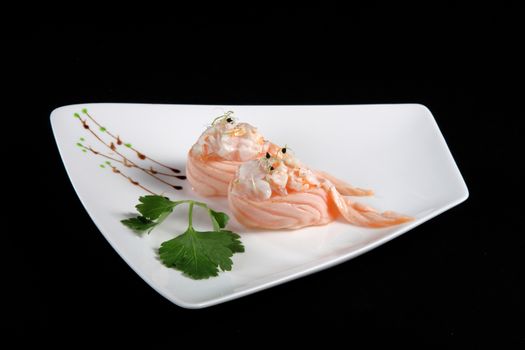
[122,195,244,279]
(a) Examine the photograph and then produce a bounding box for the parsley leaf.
[136,195,178,220]
[122,196,244,279]
[121,216,157,232]
[122,195,178,234]
[221,230,245,253]
[159,227,242,279]
[209,208,229,230]
[121,210,173,234]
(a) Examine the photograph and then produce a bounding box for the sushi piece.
[186,112,277,196]
[228,147,413,229]
[186,112,371,197]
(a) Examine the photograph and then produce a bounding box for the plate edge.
[49,103,470,309]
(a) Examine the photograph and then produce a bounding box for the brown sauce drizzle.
[108,164,157,195]
[86,147,187,181]
[76,112,185,193]
[84,110,181,173]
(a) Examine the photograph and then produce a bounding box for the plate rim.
[50,102,469,308]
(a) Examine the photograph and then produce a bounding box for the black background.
[10,4,523,345]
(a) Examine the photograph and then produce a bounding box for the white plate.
[51,103,468,308]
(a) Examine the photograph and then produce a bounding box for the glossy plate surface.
[51,103,468,308]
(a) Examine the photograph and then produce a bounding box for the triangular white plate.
[51,103,468,308]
